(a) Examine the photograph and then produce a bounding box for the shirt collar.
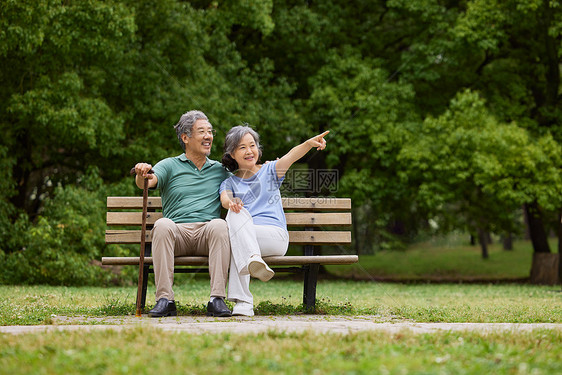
[176,154,217,170]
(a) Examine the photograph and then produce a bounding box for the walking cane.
[131,167,152,317]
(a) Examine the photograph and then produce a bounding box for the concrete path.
[2,315,561,335]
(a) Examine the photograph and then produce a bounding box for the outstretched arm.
[275,131,329,178]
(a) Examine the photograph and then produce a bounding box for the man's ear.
[181,133,189,147]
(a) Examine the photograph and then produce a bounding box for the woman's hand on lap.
[229,197,244,213]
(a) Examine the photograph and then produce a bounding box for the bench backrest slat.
[105,196,352,247]
[107,212,352,227]
[107,196,351,211]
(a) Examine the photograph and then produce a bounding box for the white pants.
[226,208,289,304]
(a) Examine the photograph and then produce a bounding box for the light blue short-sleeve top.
[219,160,287,230]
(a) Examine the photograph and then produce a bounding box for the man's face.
[184,119,214,156]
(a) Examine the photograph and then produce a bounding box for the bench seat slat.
[107,212,351,227]
[106,230,351,245]
[107,196,351,211]
[107,197,162,209]
[102,255,358,266]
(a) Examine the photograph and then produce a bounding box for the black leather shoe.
[206,297,232,317]
[148,298,177,318]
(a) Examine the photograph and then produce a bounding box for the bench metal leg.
[302,238,318,312]
[303,264,319,312]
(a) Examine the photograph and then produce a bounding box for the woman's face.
[231,133,259,171]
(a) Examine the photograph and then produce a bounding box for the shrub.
[0,168,135,286]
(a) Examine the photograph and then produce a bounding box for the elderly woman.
[220,125,329,316]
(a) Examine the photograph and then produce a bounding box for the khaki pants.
[151,218,230,302]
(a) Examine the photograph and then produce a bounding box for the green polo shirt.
[153,154,231,223]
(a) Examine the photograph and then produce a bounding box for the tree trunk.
[524,202,551,253]
[525,202,554,284]
[502,233,513,251]
[478,228,489,259]
[486,232,493,244]
[530,253,559,285]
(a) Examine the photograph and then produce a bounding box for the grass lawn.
[327,238,557,281]
[1,281,560,325]
[1,329,560,375]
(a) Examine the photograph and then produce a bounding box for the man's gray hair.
[174,110,209,151]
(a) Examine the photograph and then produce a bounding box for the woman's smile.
[232,133,260,174]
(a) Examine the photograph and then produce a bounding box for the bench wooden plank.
[107,212,161,225]
[102,255,358,266]
[106,230,352,245]
[107,196,351,211]
[107,196,162,209]
[107,212,352,227]
[286,212,351,226]
[281,197,351,211]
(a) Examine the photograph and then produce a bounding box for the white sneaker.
[232,301,254,316]
[248,256,274,282]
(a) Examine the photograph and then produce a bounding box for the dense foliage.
[1,0,560,285]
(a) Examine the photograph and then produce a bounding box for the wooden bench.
[102,196,358,311]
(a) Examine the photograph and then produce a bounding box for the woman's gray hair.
[222,125,263,172]
[173,110,209,151]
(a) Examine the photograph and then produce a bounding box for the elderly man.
[134,110,232,317]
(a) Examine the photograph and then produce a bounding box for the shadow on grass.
[96,297,362,317]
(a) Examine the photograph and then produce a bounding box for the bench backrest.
[106,196,352,247]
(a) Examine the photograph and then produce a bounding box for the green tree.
[455,0,562,259]
[0,0,302,284]
[394,0,562,257]
[2,0,561,284]
[1,0,135,218]
[401,90,562,257]
[305,51,421,250]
